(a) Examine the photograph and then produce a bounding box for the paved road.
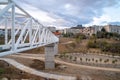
[0,58,76,80]
[10,54,120,72]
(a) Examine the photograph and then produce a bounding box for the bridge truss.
[0,0,59,56]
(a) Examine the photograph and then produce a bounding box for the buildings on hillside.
[1,25,120,37]
[93,25,120,34]
[59,25,95,36]
[58,24,120,37]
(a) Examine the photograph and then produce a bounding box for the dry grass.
[59,37,75,43]
[1,37,119,55]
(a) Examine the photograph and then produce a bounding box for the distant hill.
[71,25,85,29]
[108,22,120,26]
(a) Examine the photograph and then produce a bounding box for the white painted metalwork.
[0,0,59,56]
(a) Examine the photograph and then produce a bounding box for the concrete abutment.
[45,43,58,69]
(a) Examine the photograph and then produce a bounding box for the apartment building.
[104,25,120,34]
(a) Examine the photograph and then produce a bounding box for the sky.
[12,0,120,28]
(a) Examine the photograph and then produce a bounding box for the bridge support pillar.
[45,43,58,69]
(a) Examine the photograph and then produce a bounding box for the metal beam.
[0,3,13,17]
[0,3,9,5]
[11,3,15,51]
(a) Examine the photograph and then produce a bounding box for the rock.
[58,65,67,69]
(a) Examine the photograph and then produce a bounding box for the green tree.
[101,28,106,32]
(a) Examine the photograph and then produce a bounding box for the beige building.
[104,25,120,34]
[80,27,94,36]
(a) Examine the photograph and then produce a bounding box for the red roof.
[53,32,61,35]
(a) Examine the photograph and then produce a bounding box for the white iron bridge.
[0,1,77,79]
[0,0,59,57]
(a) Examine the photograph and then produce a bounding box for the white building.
[92,25,104,34]
[63,28,80,34]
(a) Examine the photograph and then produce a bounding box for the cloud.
[13,0,120,27]
[85,14,111,26]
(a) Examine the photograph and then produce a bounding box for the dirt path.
[9,54,120,72]
[61,41,74,44]
[0,58,76,80]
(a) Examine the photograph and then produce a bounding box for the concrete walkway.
[10,54,120,72]
[61,41,74,44]
[0,58,76,80]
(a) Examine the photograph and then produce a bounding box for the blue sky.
[13,0,120,28]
